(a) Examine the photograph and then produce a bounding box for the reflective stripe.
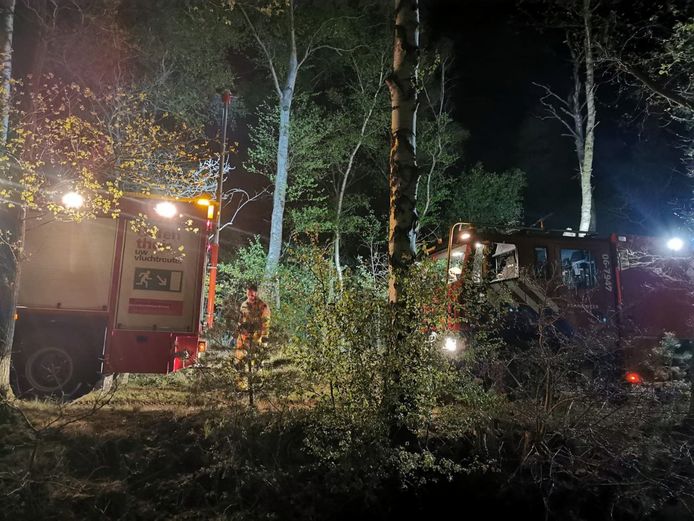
[521,277,560,313]
[507,280,541,314]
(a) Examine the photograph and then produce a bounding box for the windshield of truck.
[448,246,466,283]
[492,243,519,281]
[560,248,597,289]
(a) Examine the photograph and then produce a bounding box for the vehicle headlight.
[443,336,457,352]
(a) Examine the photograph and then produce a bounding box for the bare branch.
[238,3,282,98]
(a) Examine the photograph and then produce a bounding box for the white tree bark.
[0,0,16,397]
[238,2,300,283]
[386,0,419,304]
[536,0,598,233]
[579,0,597,233]
[239,1,337,291]
[334,57,385,285]
[266,86,295,279]
[0,0,13,143]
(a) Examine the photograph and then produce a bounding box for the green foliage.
[246,97,336,191]
[213,240,491,473]
[244,85,385,242]
[445,163,527,228]
[124,0,239,125]
[218,237,268,318]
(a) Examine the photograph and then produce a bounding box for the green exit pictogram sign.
[133,268,183,292]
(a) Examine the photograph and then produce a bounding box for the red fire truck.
[431,224,694,381]
[10,194,216,397]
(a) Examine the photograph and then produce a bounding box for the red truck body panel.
[13,194,212,396]
[99,196,209,374]
[432,227,694,376]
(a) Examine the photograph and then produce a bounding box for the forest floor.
[0,355,265,521]
[3,350,694,521]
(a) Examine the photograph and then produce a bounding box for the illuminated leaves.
[1,77,214,220]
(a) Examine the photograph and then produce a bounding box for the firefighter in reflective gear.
[235,283,270,360]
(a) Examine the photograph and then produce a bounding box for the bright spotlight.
[460,232,471,240]
[443,337,457,352]
[154,202,177,218]
[61,191,84,209]
[667,237,684,251]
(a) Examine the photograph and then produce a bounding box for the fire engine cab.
[430,224,694,380]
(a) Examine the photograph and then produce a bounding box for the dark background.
[11,0,690,243]
[427,0,689,236]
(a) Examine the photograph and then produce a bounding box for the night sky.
[11,0,690,241]
[428,0,688,236]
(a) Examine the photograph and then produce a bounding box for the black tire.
[16,333,99,399]
[24,346,78,396]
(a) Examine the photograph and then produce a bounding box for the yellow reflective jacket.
[237,298,270,337]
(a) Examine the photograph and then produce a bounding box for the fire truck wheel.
[24,345,83,398]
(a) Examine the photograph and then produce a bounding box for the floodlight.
[154,202,177,218]
[61,191,84,209]
[667,237,684,251]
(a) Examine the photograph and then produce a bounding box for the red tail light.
[625,372,642,384]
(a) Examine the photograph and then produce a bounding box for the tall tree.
[383,0,421,446]
[0,0,15,397]
[535,0,600,232]
[329,46,389,285]
[226,0,348,286]
[387,0,420,303]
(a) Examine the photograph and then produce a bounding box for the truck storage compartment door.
[109,213,205,372]
[19,216,117,310]
[115,218,204,332]
[107,331,173,373]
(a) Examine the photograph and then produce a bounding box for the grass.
[2,351,694,521]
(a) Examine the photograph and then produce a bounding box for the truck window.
[534,247,549,278]
[448,247,466,283]
[560,248,597,289]
[473,242,486,282]
[492,243,519,281]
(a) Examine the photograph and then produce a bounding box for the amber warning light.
[625,372,642,384]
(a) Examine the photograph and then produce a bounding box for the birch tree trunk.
[386,0,419,304]
[238,1,304,289]
[333,63,385,285]
[536,0,599,233]
[265,85,295,280]
[0,0,16,398]
[383,0,419,447]
[579,0,597,233]
[0,0,12,141]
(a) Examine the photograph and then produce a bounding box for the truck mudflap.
[105,330,201,373]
